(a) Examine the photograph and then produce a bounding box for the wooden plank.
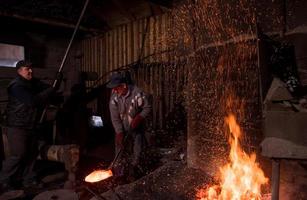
[96,37,99,72]
[133,21,139,63]
[123,25,127,67]
[176,62,180,101]
[92,38,96,87]
[103,36,107,82]
[105,33,109,78]
[166,14,172,63]
[88,38,92,87]
[96,37,100,85]
[88,38,92,88]
[144,18,149,60]
[127,23,132,65]
[81,40,84,72]
[138,19,144,60]
[152,66,157,128]
[165,64,170,116]
[143,64,147,93]
[155,15,161,62]
[169,63,174,113]
[161,14,167,62]
[110,30,114,71]
[149,17,154,63]
[156,65,160,129]
[159,64,164,129]
[118,26,123,68]
[114,28,118,70]
[98,37,102,84]
[84,38,88,88]
[103,35,106,77]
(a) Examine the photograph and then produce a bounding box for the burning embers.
[85,169,113,183]
[197,114,268,200]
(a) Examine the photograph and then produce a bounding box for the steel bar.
[108,132,129,170]
[39,0,90,123]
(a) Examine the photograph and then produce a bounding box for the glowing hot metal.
[85,169,113,183]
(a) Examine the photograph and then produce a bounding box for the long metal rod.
[108,133,129,170]
[39,0,90,123]
[55,0,90,79]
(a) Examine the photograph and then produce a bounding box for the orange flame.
[85,169,113,183]
[197,114,268,200]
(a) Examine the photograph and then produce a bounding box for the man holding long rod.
[0,61,62,192]
[0,0,90,192]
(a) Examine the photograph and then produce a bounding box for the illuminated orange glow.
[197,114,268,200]
[85,169,113,183]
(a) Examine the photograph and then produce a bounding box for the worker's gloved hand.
[130,114,144,130]
[54,72,63,90]
[115,132,124,148]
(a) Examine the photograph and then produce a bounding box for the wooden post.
[271,159,280,200]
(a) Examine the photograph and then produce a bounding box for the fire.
[197,114,268,200]
[85,169,113,183]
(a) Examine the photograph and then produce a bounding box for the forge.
[1,0,307,199]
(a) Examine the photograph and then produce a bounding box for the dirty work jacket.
[6,75,54,129]
[109,85,151,134]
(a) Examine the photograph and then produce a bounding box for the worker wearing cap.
[0,60,62,191]
[107,72,151,181]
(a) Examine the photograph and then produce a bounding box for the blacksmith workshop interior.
[0,0,307,199]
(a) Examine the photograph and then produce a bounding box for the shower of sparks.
[163,0,281,198]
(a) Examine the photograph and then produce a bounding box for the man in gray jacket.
[107,72,151,180]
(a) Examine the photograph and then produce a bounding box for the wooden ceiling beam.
[0,11,105,33]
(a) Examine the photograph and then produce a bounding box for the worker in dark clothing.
[0,60,61,191]
[107,72,151,181]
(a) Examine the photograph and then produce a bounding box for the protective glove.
[115,132,124,148]
[130,114,144,130]
[54,72,63,91]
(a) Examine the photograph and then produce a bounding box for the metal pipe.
[39,0,90,123]
[108,132,129,170]
[271,159,280,200]
[56,0,90,78]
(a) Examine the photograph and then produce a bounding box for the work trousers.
[0,127,38,185]
[114,131,146,177]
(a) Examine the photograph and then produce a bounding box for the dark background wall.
[0,22,83,111]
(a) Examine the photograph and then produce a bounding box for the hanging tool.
[39,0,90,123]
